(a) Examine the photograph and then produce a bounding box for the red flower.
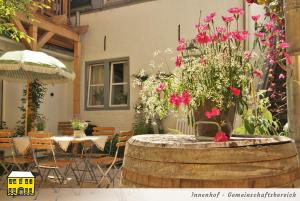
[254,32,264,38]
[246,0,254,3]
[284,52,292,65]
[253,69,263,78]
[156,83,165,93]
[169,94,181,107]
[251,15,260,22]
[195,32,211,44]
[199,58,207,64]
[176,39,185,52]
[176,56,182,67]
[195,24,209,31]
[181,91,191,106]
[280,42,289,49]
[232,31,248,41]
[228,7,244,15]
[204,12,216,23]
[205,107,220,119]
[214,131,229,142]
[230,86,241,96]
[222,16,234,23]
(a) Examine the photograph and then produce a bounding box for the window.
[19,179,22,184]
[25,188,28,193]
[9,179,12,184]
[110,61,129,106]
[29,179,32,184]
[29,188,32,193]
[13,179,16,184]
[86,58,129,110]
[25,179,28,184]
[87,64,105,107]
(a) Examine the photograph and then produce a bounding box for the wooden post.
[73,41,81,117]
[28,25,38,51]
[24,81,30,135]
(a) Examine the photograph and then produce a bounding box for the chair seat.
[38,159,72,168]
[4,156,34,164]
[91,156,123,166]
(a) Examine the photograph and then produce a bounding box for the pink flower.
[284,52,292,65]
[255,32,264,38]
[195,32,211,44]
[195,24,209,31]
[279,73,285,79]
[220,33,229,42]
[230,86,241,96]
[199,58,207,64]
[181,91,191,106]
[169,94,181,107]
[228,7,245,15]
[156,83,165,93]
[176,39,185,52]
[265,22,273,31]
[280,42,289,49]
[204,12,216,23]
[205,107,220,119]
[244,51,252,60]
[253,69,263,78]
[232,31,248,41]
[251,15,260,22]
[216,26,226,33]
[222,16,234,23]
[269,59,275,65]
[176,56,182,67]
[214,131,229,142]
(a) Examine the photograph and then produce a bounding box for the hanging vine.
[15,80,47,136]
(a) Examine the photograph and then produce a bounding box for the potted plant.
[35,115,46,133]
[71,119,88,138]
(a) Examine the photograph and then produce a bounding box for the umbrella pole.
[25,81,29,135]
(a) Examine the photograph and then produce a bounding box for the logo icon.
[7,171,35,196]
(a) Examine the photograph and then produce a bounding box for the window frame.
[85,57,130,111]
[87,64,105,108]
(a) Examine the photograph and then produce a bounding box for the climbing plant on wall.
[15,80,47,136]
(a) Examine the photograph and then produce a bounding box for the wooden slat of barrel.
[122,134,300,188]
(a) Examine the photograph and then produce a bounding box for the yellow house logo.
[7,171,35,196]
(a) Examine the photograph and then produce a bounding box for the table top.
[128,134,293,148]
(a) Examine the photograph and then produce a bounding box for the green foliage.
[71,119,88,130]
[15,80,47,136]
[234,91,281,135]
[132,110,154,135]
[35,115,46,131]
[0,0,50,41]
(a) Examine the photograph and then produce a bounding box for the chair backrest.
[0,130,14,149]
[92,127,115,136]
[115,130,133,157]
[58,121,73,136]
[176,118,196,135]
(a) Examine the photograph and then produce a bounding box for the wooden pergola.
[12,0,88,117]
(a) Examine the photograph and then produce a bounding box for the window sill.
[85,106,130,111]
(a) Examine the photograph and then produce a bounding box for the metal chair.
[91,130,133,187]
[28,132,79,190]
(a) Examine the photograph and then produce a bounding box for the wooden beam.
[73,25,89,35]
[12,19,32,49]
[38,31,55,49]
[73,41,81,117]
[28,25,38,50]
[48,37,74,50]
[51,15,67,25]
[16,13,80,42]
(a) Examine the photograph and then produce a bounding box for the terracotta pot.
[194,100,235,137]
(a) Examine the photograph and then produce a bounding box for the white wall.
[79,0,243,131]
[0,37,74,135]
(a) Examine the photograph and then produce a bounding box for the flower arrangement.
[135,5,290,141]
[71,119,88,131]
[35,115,46,132]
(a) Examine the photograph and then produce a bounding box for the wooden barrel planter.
[121,134,300,188]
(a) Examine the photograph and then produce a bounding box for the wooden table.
[122,134,300,188]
